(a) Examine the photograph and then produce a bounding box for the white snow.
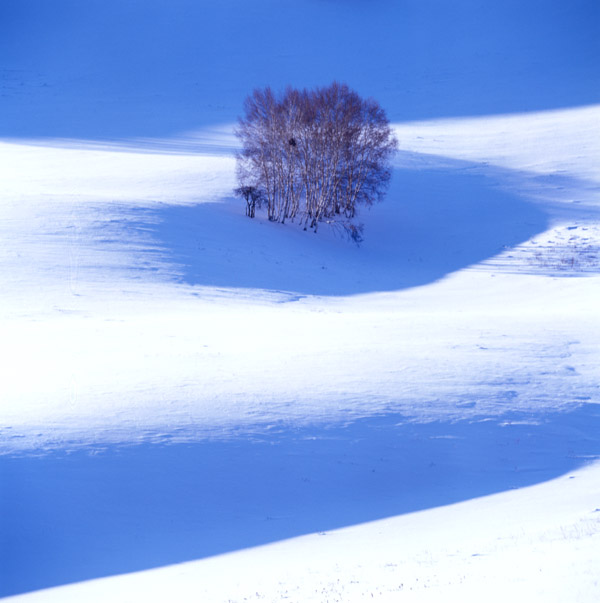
[6,464,599,602]
[1,1,600,601]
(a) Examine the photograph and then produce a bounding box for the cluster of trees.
[234,82,397,239]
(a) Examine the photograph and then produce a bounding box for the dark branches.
[234,82,397,237]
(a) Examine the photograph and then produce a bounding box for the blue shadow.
[1,0,599,139]
[138,163,549,296]
[2,403,599,597]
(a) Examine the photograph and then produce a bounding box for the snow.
[1,0,600,601]
[5,464,598,602]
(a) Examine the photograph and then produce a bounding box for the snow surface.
[1,1,600,601]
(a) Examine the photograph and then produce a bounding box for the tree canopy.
[234,82,397,239]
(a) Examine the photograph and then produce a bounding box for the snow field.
[4,462,599,602]
[2,0,600,599]
[1,102,599,600]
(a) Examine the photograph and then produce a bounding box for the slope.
[1,0,600,600]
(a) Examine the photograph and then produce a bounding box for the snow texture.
[1,1,599,601]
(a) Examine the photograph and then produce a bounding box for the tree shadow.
[142,161,549,297]
[2,402,599,596]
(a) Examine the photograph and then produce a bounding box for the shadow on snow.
[1,403,599,597]
[1,0,599,139]
[142,161,549,296]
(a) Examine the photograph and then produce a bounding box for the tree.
[234,82,397,239]
[234,185,263,218]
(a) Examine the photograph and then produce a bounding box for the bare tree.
[234,185,263,218]
[234,82,397,238]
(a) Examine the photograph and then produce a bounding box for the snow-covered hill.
[2,1,599,139]
[1,1,599,601]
